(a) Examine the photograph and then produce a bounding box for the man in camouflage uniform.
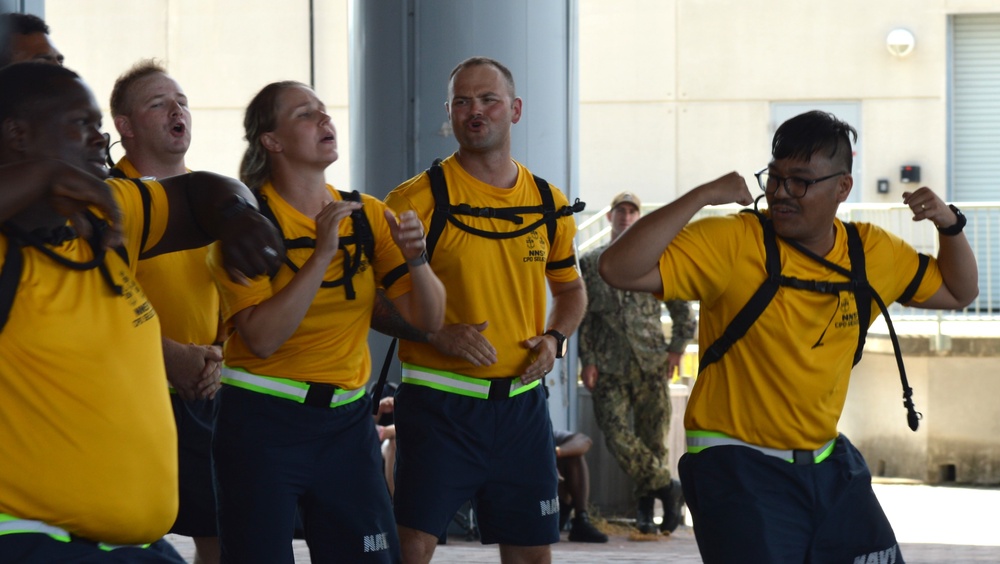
[578,191,695,535]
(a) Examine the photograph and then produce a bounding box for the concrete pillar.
[350,0,580,429]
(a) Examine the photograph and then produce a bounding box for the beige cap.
[610,191,641,210]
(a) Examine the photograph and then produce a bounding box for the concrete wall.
[43,0,1000,209]
[578,0,1000,208]
[45,0,352,190]
[842,335,1000,485]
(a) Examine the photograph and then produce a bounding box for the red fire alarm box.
[900,165,921,184]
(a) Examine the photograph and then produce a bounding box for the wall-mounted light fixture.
[886,28,916,58]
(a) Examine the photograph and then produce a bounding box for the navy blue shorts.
[213,385,399,563]
[679,434,903,564]
[169,392,220,537]
[0,534,185,564]
[393,382,559,546]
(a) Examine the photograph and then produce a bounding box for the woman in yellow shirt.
[209,81,444,563]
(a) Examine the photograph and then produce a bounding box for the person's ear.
[114,115,134,140]
[260,132,281,153]
[837,174,854,203]
[2,118,29,153]
[510,97,523,125]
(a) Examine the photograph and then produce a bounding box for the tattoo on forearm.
[371,289,428,342]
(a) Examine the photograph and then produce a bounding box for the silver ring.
[263,246,278,257]
[920,204,927,210]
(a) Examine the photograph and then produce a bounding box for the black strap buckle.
[487,378,515,401]
[303,383,339,407]
[792,449,815,465]
[69,533,100,546]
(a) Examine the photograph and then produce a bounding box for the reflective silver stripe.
[401,364,540,399]
[401,366,491,397]
[221,366,364,407]
[0,517,68,538]
[221,367,309,400]
[686,434,836,463]
[0,514,150,550]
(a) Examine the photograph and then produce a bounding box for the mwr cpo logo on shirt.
[835,292,860,330]
[117,268,156,328]
[522,229,548,263]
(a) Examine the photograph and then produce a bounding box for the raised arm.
[599,172,752,293]
[146,171,283,282]
[384,209,445,333]
[0,159,123,248]
[902,187,978,309]
[231,199,361,358]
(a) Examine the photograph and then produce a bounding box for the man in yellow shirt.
[0,62,281,563]
[385,56,587,564]
[600,110,978,563]
[110,59,223,564]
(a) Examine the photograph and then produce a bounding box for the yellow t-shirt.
[0,178,178,544]
[385,154,580,378]
[116,157,219,345]
[210,182,410,389]
[660,212,943,451]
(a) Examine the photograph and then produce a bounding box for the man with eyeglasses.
[598,110,977,563]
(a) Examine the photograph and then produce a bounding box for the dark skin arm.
[142,171,284,282]
[0,159,123,248]
[0,162,282,281]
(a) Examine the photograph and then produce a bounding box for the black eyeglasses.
[754,168,847,199]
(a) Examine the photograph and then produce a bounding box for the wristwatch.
[937,204,966,236]
[407,250,430,267]
[545,329,568,359]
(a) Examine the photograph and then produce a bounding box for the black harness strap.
[783,223,871,366]
[382,160,586,287]
[425,159,449,263]
[129,178,153,254]
[0,235,24,332]
[699,210,922,431]
[0,213,128,333]
[106,171,156,256]
[898,254,930,305]
[256,190,374,300]
[697,212,782,374]
[369,337,398,416]
[424,159,585,262]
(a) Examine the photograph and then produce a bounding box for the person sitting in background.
[376,390,398,498]
[554,430,608,543]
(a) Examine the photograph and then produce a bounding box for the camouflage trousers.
[591,357,672,497]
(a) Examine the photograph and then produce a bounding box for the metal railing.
[576,202,1000,327]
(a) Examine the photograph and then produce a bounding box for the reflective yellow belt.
[0,513,150,551]
[221,366,364,408]
[686,430,837,465]
[401,363,539,400]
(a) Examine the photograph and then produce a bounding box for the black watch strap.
[545,329,567,359]
[937,204,966,236]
